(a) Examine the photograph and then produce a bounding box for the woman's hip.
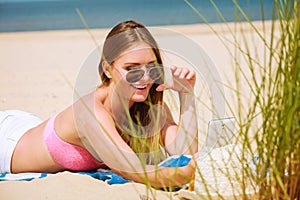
[0,110,42,173]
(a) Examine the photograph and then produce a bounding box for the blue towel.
[0,155,192,184]
[0,172,48,181]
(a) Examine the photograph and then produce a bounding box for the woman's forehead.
[116,43,156,64]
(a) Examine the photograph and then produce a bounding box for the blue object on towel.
[159,155,192,167]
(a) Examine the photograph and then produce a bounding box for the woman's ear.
[102,61,112,78]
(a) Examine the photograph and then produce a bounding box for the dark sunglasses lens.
[126,70,144,83]
[149,67,164,80]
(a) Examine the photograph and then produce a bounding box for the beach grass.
[73,0,300,199]
[185,0,300,199]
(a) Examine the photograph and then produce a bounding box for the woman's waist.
[11,121,60,173]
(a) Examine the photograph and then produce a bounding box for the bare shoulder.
[72,90,107,114]
[72,90,115,133]
[53,91,110,144]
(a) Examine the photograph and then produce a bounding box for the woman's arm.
[72,93,195,187]
[162,93,198,155]
[157,66,198,155]
[115,156,197,188]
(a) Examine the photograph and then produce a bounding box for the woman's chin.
[129,85,151,102]
[131,95,148,102]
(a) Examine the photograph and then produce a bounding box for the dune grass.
[185,0,300,199]
[75,0,299,199]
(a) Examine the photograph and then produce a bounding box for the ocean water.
[0,0,276,32]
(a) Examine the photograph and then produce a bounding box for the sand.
[0,21,278,199]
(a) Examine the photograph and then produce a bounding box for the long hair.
[98,20,166,163]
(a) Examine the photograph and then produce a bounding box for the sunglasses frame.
[125,64,164,83]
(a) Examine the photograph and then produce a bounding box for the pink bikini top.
[44,115,105,171]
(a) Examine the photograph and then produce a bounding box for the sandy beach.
[0,21,277,199]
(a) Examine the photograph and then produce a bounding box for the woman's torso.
[11,91,104,173]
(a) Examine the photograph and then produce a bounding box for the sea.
[0,0,276,32]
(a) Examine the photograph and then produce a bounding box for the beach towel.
[0,170,130,184]
[0,155,192,184]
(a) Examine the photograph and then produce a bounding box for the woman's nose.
[140,71,151,82]
[138,68,151,82]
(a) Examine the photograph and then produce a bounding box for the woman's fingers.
[179,68,189,79]
[169,66,196,92]
[171,66,195,80]
[186,70,196,80]
[156,84,168,92]
[172,66,182,77]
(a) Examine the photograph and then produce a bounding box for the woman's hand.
[156,66,196,93]
[156,153,198,188]
[113,153,198,188]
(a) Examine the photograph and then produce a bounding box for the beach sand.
[0,21,277,199]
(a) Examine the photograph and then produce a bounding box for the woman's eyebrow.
[123,60,156,65]
[123,62,141,66]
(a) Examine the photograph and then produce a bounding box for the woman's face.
[111,43,158,103]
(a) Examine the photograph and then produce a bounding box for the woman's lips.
[132,84,148,91]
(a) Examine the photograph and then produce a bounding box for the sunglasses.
[125,64,164,83]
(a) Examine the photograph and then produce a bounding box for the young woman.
[0,20,198,188]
